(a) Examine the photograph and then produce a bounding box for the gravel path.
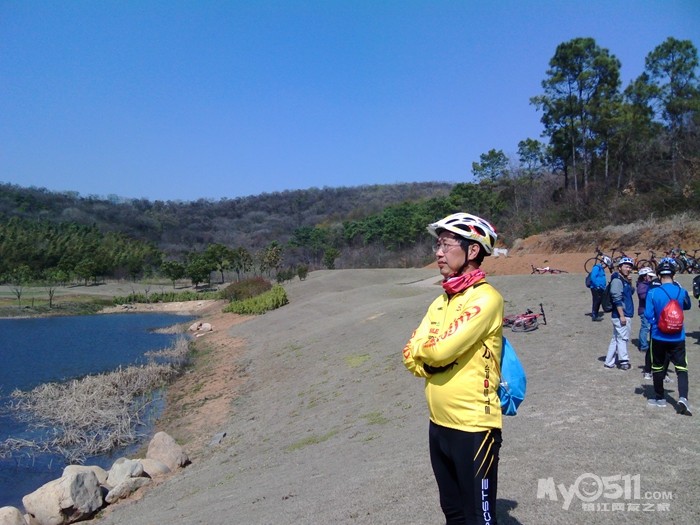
[97,269,700,525]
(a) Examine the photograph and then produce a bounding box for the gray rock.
[106,458,144,488]
[61,465,108,486]
[22,471,103,525]
[137,458,171,478]
[0,506,27,525]
[146,431,190,471]
[105,478,152,504]
[208,432,227,446]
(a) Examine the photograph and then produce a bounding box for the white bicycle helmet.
[601,256,612,268]
[617,256,634,267]
[638,267,654,277]
[427,212,497,255]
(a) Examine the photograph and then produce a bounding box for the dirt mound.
[509,213,700,255]
[472,213,700,275]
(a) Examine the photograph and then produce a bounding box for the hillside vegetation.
[1,36,699,282]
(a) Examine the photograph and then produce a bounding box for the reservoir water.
[0,312,194,508]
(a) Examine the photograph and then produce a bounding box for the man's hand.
[618,308,626,325]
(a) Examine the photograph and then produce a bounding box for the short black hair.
[459,239,485,265]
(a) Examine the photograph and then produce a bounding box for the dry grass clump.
[0,336,191,464]
[144,336,190,367]
[152,323,187,335]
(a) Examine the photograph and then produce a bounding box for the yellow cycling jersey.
[403,280,504,432]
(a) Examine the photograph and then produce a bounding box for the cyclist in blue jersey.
[645,258,692,414]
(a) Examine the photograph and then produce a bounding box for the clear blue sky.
[1,1,698,202]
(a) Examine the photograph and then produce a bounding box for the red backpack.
[657,287,684,334]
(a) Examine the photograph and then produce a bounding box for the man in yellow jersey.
[403,212,504,525]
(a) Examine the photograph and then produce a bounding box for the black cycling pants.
[591,287,605,316]
[429,421,501,525]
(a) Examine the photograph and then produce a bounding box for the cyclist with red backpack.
[645,258,692,414]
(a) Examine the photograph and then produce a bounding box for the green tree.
[289,226,329,266]
[186,254,212,288]
[644,37,700,184]
[74,258,98,286]
[230,247,253,281]
[160,260,186,288]
[517,139,547,179]
[448,183,506,220]
[7,264,32,306]
[531,37,621,197]
[41,267,68,308]
[205,243,234,283]
[322,247,340,269]
[608,73,660,191]
[471,149,509,183]
[516,139,548,214]
[260,241,283,277]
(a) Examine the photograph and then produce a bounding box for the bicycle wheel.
[503,316,516,327]
[676,259,687,274]
[583,257,599,274]
[511,317,538,332]
[688,258,700,274]
[637,259,655,272]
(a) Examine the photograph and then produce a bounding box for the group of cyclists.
[585,246,700,275]
[587,253,695,415]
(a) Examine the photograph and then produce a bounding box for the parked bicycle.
[503,304,547,332]
[531,265,568,274]
[616,250,655,273]
[672,248,700,274]
[583,246,621,274]
[634,249,659,273]
[688,249,700,273]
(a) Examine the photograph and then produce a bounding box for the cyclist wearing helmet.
[402,212,503,524]
[604,256,635,370]
[587,256,611,321]
[637,266,655,354]
[645,258,692,414]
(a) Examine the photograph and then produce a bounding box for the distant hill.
[0,181,453,256]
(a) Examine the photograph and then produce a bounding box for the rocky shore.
[0,431,189,525]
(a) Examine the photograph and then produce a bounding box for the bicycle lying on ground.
[531,265,568,274]
[503,304,547,332]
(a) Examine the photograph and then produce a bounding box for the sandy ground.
[90,253,700,525]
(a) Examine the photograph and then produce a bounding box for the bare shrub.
[1,337,191,463]
[144,336,190,367]
[152,323,187,335]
